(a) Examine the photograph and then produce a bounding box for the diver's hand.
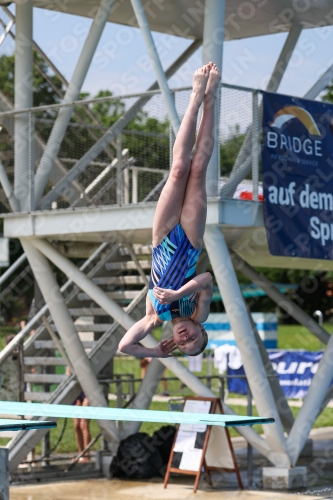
[153,286,178,304]
[153,339,177,358]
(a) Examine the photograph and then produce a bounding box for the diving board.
[0,419,57,431]
[0,401,274,428]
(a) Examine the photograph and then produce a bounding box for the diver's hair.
[178,325,208,356]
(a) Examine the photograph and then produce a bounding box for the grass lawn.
[278,323,332,351]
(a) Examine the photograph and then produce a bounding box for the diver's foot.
[192,64,210,102]
[204,63,221,102]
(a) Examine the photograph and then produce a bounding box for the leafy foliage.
[322,84,333,105]
[0,51,64,107]
[220,124,246,176]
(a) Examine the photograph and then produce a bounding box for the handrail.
[0,252,27,285]
[0,82,258,118]
[0,242,109,366]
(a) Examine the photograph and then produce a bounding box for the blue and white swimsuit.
[148,223,201,322]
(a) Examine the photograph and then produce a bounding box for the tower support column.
[202,0,225,197]
[14,0,34,212]
[204,225,290,466]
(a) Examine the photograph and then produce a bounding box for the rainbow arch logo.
[269,106,320,136]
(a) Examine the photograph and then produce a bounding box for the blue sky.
[19,6,333,100]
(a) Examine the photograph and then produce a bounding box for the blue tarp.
[227,350,329,398]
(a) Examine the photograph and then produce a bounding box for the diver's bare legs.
[152,64,211,246]
[180,64,221,249]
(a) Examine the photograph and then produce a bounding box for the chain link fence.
[0,85,261,213]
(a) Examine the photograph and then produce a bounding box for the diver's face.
[172,319,203,355]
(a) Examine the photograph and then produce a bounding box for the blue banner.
[262,91,333,260]
[227,350,327,398]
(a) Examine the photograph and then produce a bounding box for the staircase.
[7,241,152,471]
[22,242,151,403]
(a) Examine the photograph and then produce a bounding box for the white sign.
[179,400,211,433]
[173,430,197,453]
[179,449,203,471]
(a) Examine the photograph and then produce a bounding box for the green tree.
[322,84,333,104]
[220,124,246,176]
[0,51,64,107]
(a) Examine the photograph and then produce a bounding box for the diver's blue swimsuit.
[148,223,201,322]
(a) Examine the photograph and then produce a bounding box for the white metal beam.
[14,0,34,212]
[130,0,180,136]
[204,225,290,466]
[0,18,14,48]
[287,331,333,465]
[0,243,108,368]
[0,252,26,286]
[4,199,248,239]
[266,24,303,93]
[0,160,19,212]
[231,251,330,345]
[33,0,115,207]
[246,306,294,433]
[202,0,225,197]
[304,64,333,100]
[220,24,303,199]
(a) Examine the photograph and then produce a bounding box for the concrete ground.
[10,427,333,500]
[9,478,329,500]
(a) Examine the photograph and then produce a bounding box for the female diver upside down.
[119,62,220,358]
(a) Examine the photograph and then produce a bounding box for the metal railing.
[0,83,262,214]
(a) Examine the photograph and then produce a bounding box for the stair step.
[43,324,113,333]
[92,276,147,285]
[24,374,68,384]
[105,260,151,271]
[34,340,96,350]
[68,308,107,316]
[24,392,51,402]
[24,357,67,366]
[119,245,152,256]
[77,291,140,301]
[74,324,112,332]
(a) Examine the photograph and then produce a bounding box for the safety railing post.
[116,134,122,205]
[18,340,25,403]
[132,168,138,204]
[129,374,135,399]
[169,92,175,169]
[116,376,122,408]
[251,90,259,202]
[123,149,129,205]
[220,377,225,402]
[28,110,35,211]
[247,379,253,487]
